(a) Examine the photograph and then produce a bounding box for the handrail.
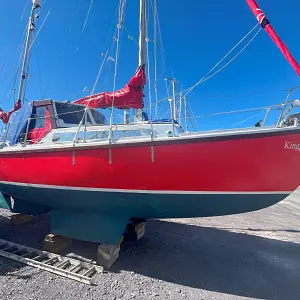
[262,104,283,126]
[2,123,11,147]
[72,108,88,147]
[23,118,31,147]
[276,89,293,127]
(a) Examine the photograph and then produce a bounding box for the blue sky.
[0,0,300,130]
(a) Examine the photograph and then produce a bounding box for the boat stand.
[124,220,146,242]
[42,220,146,270]
[96,220,146,269]
[97,236,123,270]
[10,213,33,225]
[43,234,72,254]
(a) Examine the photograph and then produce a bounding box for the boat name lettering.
[284,141,300,151]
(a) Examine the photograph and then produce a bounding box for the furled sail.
[246,0,300,76]
[74,65,146,109]
[0,101,22,124]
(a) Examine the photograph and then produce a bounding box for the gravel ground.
[1,191,300,300]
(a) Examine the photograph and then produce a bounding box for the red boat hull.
[0,128,298,243]
[0,129,299,192]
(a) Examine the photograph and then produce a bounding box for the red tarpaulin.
[246,0,300,76]
[74,65,146,109]
[0,100,22,124]
[27,109,51,144]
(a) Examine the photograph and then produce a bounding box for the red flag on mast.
[246,0,300,76]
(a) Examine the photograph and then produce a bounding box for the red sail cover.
[74,65,146,109]
[246,0,300,76]
[0,101,22,124]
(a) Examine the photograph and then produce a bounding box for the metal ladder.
[0,239,103,285]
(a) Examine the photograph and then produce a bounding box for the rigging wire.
[20,0,30,21]
[142,85,300,116]
[36,50,44,99]
[147,0,159,118]
[1,78,17,105]
[82,0,95,32]
[0,35,27,105]
[92,3,120,95]
[187,101,199,131]
[91,50,109,94]
[153,0,165,78]
[152,0,159,119]
[185,25,262,96]
[21,50,33,104]
[0,20,29,95]
[155,24,262,106]
[161,79,171,117]
[185,88,298,100]
[178,105,276,120]
[27,9,51,53]
[123,26,138,44]
[231,111,263,127]
[146,0,153,121]
[160,107,171,119]
[108,0,126,136]
[42,0,84,99]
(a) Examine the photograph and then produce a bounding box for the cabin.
[3,100,107,146]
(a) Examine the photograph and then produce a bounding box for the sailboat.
[0,0,299,245]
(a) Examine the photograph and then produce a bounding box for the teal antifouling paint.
[0,193,10,210]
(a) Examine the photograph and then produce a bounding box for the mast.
[138,0,146,67]
[134,0,146,122]
[17,0,41,103]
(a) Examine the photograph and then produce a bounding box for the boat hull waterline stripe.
[0,181,292,195]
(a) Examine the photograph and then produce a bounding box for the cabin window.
[29,107,47,129]
[111,129,152,138]
[52,132,75,142]
[51,129,153,143]
[55,103,88,127]
[91,109,105,124]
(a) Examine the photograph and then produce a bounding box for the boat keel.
[51,209,130,245]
